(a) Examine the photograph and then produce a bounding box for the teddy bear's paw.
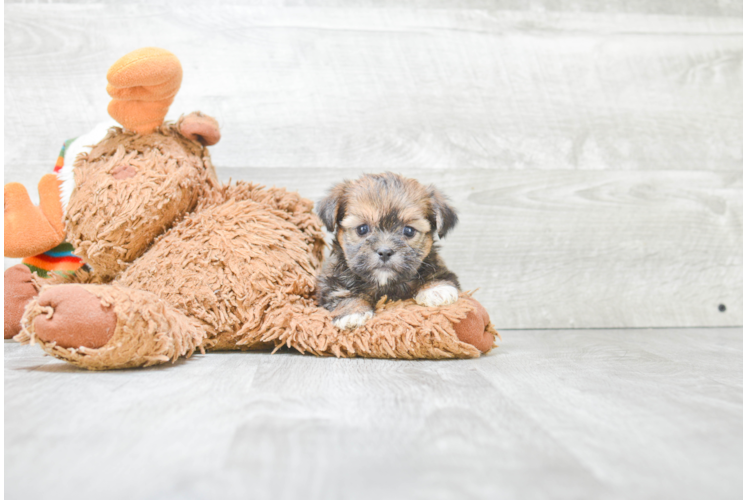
[31,285,117,349]
[415,284,459,307]
[5,265,38,339]
[452,298,496,354]
[333,311,373,329]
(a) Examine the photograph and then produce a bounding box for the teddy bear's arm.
[250,294,497,360]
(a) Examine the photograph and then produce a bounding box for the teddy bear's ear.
[317,181,350,232]
[179,112,221,146]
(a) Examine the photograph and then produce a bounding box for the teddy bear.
[4,47,497,370]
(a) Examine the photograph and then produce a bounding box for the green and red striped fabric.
[23,242,84,277]
[22,139,85,277]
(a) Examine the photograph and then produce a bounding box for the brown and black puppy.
[316,172,461,329]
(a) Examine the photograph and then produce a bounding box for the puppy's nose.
[377,247,394,262]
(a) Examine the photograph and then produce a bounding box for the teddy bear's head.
[47,48,226,280]
[64,113,220,279]
[2,48,225,279]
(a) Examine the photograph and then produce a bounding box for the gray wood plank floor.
[5,328,741,500]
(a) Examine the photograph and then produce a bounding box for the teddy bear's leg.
[15,284,207,370]
[4,264,39,339]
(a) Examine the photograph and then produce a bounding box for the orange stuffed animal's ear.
[106,47,182,135]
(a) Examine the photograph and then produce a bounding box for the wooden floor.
[5,328,742,500]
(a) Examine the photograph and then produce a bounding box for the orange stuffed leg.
[4,174,65,258]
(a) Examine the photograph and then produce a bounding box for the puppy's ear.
[317,181,350,232]
[428,186,458,238]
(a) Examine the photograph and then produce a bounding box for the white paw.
[333,311,374,329]
[415,285,459,307]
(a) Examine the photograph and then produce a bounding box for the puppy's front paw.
[333,311,374,329]
[415,285,459,307]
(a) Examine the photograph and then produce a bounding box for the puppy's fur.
[316,172,461,329]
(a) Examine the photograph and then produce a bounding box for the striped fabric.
[52,138,76,174]
[23,242,85,277]
[22,139,85,277]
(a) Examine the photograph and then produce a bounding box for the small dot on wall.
[718,304,726,312]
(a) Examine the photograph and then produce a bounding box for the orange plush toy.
[4,47,498,369]
[4,174,65,259]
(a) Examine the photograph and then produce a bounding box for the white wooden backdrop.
[4,2,742,328]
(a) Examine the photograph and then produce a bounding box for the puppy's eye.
[403,226,416,238]
[356,224,370,236]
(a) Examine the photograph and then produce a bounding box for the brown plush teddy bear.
[4,48,497,370]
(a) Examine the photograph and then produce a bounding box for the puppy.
[316,172,461,329]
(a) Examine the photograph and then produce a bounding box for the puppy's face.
[318,173,457,286]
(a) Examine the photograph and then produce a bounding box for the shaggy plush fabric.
[65,123,213,280]
[8,47,497,370]
[18,283,494,369]
[14,135,497,369]
[255,293,495,359]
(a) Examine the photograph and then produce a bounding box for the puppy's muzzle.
[377,246,395,262]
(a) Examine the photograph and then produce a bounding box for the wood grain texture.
[4,0,743,17]
[4,4,741,177]
[4,328,742,499]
